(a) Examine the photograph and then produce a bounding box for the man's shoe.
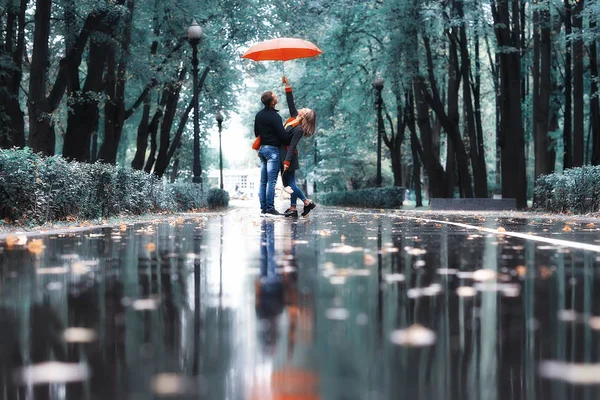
[284,209,298,218]
[301,202,316,217]
[264,208,283,217]
[260,209,267,217]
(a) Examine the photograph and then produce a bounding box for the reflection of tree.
[0,308,24,399]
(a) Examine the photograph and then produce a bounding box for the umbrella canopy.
[241,38,323,62]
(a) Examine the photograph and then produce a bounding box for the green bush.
[206,188,229,209]
[315,186,406,209]
[0,148,226,224]
[534,166,600,214]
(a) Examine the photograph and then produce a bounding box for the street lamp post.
[188,20,203,187]
[216,110,224,190]
[373,77,384,187]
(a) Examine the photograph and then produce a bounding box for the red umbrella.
[241,38,323,62]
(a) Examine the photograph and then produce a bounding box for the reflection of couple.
[255,76,317,218]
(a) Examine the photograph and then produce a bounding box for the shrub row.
[315,186,406,209]
[534,166,600,214]
[0,148,228,224]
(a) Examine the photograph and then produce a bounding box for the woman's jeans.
[282,169,307,207]
[258,145,280,211]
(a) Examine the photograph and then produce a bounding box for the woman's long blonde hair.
[299,108,316,137]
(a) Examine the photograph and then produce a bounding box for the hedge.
[534,166,600,214]
[0,148,229,224]
[314,186,406,209]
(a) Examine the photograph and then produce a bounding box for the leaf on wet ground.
[539,361,600,384]
[14,362,90,384]
[325,308,349,320]
[27,239,44,255]
[456,286,477,297]
[472,269,497,281]
[63,328,98,343]
[389,324,436,347]
[562,225,572,232]
[146,242,156,252]
[152,373,196,396]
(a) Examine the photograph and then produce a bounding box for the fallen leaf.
[363,254,376,266]
[516,265,527,277]
[27,239,44,255]
[456,286,477,297]
[497,227,507,233]
[473,269,497,281]
[5,235,19,248]
[146,242,156,252]
[562,225,572,232]
[587,223,595,228]
[389,324,436,347]
[119,223,127,232]
[540,266,553,279]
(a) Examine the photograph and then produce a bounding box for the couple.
[255,76,317,218]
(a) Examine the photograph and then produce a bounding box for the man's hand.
[282,76,290,86]
[283,164,289,172]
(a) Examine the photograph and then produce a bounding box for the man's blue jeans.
[258,145,280,211]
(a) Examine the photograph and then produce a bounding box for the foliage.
[534,166,600,214]
[315,186,406,209]
[0,149,223,225]
[206,188,230,209]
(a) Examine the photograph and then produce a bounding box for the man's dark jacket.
[254,106,290,147]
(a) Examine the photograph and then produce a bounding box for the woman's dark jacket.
[280,87,303,172]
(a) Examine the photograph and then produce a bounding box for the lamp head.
[188,19,202,41]
[372,77,384,90]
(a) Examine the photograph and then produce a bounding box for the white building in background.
[208,167,308,199]
[207,168,262,199]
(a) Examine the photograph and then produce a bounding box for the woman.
[280,76,317,218]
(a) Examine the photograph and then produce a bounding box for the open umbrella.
[241,38,322,73]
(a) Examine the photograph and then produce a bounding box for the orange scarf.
[284,117,300,129]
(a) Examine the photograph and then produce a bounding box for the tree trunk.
[572,0,584,166]
[563,0,573,169]
[413,78,447,198]
[456,0,487,197]
[154,68,187,178]
[97,0,134,164]
[422,35,473,198]
[473,24,488,195]
[28,0,55,156]
[0,0,26,149]
[591,15,600,165]
[491,0,527,208]
[144,109,162,173]
[160,66,210,177]
[62,38,107,161]
[131,93,152,170]
[447,25,460,197]
[533,5,551,179]
[406,92,423,207]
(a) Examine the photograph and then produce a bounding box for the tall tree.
[590,10,600,165]
[572,0,584,166]
[491,0,527,208]
[0,0,26,149]
[532,1,552,179]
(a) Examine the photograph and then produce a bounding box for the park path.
[0,203,600,399]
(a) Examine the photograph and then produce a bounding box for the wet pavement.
[1,206,600,399]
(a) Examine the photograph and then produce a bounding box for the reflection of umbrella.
[241,38,323,62]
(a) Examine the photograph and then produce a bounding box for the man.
[254,89,289,216]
